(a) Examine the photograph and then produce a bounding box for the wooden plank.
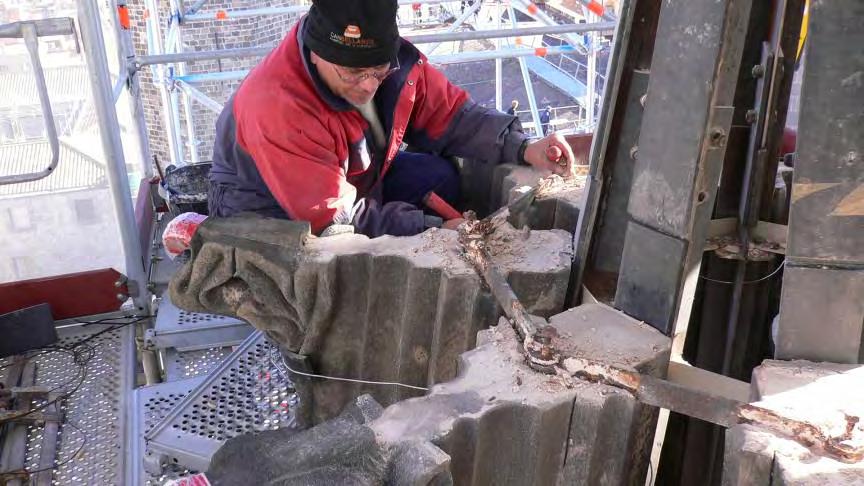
[0,362,35,486]
[34,397,62,486]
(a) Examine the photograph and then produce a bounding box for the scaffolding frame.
[134,0,615,165]
[4,0,618,329]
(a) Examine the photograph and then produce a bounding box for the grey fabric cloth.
[207,408,387,485]
[169,214,319,350]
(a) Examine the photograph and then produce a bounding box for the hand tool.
[422,191,462,221]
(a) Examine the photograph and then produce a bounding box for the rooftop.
[0,139,107,197]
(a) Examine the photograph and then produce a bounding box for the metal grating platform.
[129,377,204,485]
[163,346,234,382]
[145,331,298,472]
[1,324,135,485]
[147,296,253,352]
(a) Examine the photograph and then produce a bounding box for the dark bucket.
[164,162,212,216]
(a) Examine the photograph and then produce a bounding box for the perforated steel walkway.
[0,324,135,485]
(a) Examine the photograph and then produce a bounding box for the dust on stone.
[534,173,587,201]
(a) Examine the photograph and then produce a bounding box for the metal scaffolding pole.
[586,9,598,126]
[144,0,183,166]
[495,0,503,112]
[176,79,224,114]
[171,0,199,163]
[77,0,150,314]
[512,0,591,55]
[113,0,152,178]
[425,0,483,55]
[508,4,542,137]
[182,0,457,21]
[573,0,616,22]
[173,45,581,85]
[135,23,611,68]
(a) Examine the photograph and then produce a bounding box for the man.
[540,106,552,136]
[506,99,519,116]
[209,0,574,238]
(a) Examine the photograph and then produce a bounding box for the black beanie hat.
[303,0,400,68]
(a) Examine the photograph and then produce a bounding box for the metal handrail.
[0,18,77,186]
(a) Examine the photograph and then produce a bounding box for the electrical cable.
[268,347,428,392]
[73,314,153,326]
[62,316,150,350]
[0,358,89,425]
[1,315,148,372]
[699,260,786,285]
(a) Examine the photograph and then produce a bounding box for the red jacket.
[209,18,526,236]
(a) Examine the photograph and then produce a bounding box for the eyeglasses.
[331,58,400,84]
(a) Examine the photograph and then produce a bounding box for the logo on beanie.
[344,25,361,39]
[330,23,376,49]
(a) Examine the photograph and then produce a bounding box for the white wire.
[269,348,429,392]
[700,260,786,285]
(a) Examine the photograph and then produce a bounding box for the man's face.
[311,53,393,106]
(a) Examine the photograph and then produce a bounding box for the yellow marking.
[791,182,839,204]
[830,183,864,217]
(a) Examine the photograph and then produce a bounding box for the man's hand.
[442,218,466,230]
[522,132,576,176]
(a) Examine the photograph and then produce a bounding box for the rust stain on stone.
[738,404,864,463]
[790,182,841,204]
[830,183,864,216]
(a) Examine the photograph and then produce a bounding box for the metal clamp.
[0,18,78,186]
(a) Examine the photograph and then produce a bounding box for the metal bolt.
[630,146,639,160]
[709,128,726,147]
[116,293,127,302]
[751,64,765,78]
[745,109,758,124]
[534,333,551,346]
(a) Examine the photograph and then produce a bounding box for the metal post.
[172,45,583,85]
[170,0,199,163]
[168,73,185,164]
[133,23,614,67]
[512,0,591,56]
[495,0,503,112]
[586,11,598,126]
[508,4,542,137]
[113,0,153,178]
[176,79,224,114]
[77,0,150,314]
[144,0,183,166]
[425,0,483,55]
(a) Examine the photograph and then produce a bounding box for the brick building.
[125,0,303,164]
